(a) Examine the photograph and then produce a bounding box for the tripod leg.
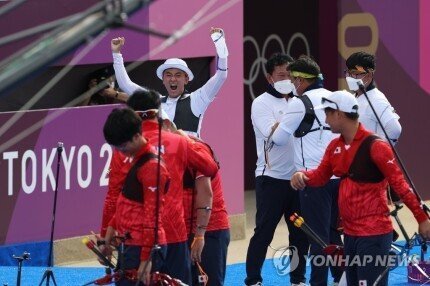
[17,262,22,286]
[50,271,58,286]
[38,269,58,286]
[38,271,48,286]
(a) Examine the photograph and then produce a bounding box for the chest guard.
[122,153,158,203]
[346,135,385,183]
[161,94,200,134]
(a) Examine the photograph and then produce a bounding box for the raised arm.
[190,27,228,116]
[111,37,147,95]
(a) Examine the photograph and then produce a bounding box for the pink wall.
[69,0,244,215]
[147,0,245,215]
[2,0,244,216]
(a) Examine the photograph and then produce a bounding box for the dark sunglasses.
[322,97,339,110]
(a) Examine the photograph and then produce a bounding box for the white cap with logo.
[156,58,194,81]
[315,90,359,114]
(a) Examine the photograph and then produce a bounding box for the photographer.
[83,66,128,105]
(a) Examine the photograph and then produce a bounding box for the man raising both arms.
[111,27,228,137]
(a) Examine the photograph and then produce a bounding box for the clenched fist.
[111,37,125,53]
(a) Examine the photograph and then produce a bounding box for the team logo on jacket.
[123,156,133,163]
[148,186,157,192]
[334,147,342,154]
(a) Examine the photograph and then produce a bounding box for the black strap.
[294,94,330,137]
[346,134,384,183]
[121,153,158,203]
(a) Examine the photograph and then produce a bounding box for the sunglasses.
[344,69,368,79]
[322,98,339,110]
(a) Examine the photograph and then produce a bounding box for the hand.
[191,236,205,263]
[210,27,228,58]
[97,244,113,266]
[99,87,117,99]
[88,78,98,89]
[419,219,430,240]
[291,172,309,190]
[137,260,152,285]
[210,27,223,35]
[111,37,125,53]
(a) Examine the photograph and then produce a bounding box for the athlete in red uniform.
[101,89,218,284]
[182,137,230,286]
[291,90,430,286]
[103,108,170,285]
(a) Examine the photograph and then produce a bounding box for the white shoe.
[291,283,307,286]
[247,283,262,286]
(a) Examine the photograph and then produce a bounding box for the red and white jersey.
[101,149,137,237]
[101,121,218,244]
[304,124,427,236]
[107,143,169,261]
[142,120,218,243]
[183,140,230,235]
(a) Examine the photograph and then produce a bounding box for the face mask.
[345,77,364,91]
[273,79,293,94]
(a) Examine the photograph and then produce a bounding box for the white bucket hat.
[156,58,194,81]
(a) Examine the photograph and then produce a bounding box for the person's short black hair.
[265,53,294,75]
[345,112,359,120]
[103,108,142,146]
[127,89,161,111]
[288,55,321,77]
[346,52,376,71]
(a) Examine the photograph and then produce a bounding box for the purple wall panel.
[1,105,116,244]
[1,1,244,245]
[339,1,430,199]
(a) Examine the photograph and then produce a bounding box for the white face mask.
[292,80,300,96]
[273,79,293,94]
[345,77,364,91]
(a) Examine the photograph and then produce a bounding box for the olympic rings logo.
[244,33,310,100]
